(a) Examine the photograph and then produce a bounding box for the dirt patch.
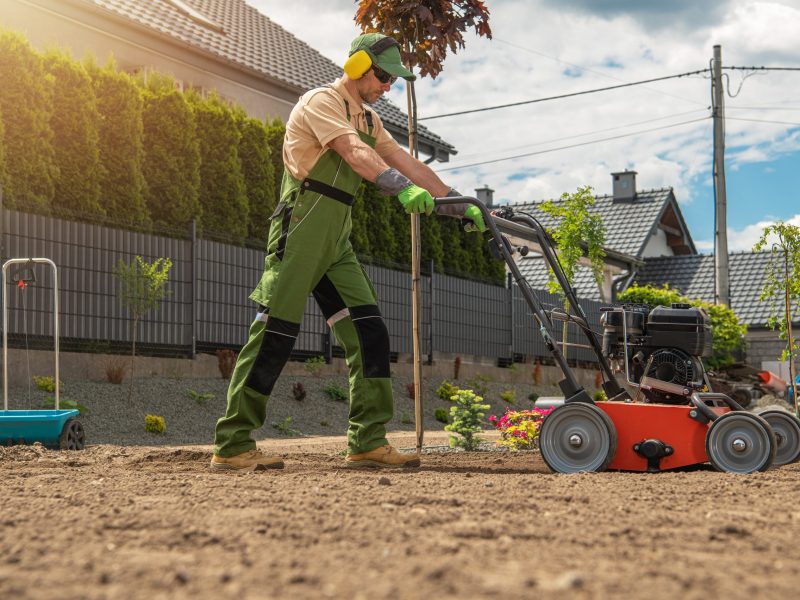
[2,435,799,599]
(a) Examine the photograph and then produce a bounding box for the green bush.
[445,389,490,451]
[434,407,449,424]
[323,382,348,402]
[272,415,300,436]
[236,111,275,241]
[43,48,103,216]
[186,389,214,405]
[0,30,56,209]
[145,415,166,434]
[466,374,490,399]
[42,396,88,414]
[500,389,516,404]
[436,379,459,401]
[304,356,326,376]
[33,375,63,393]
[264,117,285,208]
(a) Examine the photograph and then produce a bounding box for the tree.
[188,91,248,239]
[754,222,800,414]
[235,111,275,241]
[43,48,104,217]
[113,256,173,400]
[539,186,606,356]
[265,117,286,208]
[85,56,150,226]
[0,30,56,209]
[139,72,201,229]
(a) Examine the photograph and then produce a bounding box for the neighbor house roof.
[513,187,694,299]
[635,251,798,328]
[84,0,454,157]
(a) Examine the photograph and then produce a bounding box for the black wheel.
[539,403,617,473]
[59,418,86,450]
[758,410,800,466]
[705,412,775,473]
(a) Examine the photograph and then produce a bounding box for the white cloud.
[696,213,800,252]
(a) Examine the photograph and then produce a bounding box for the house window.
[163,0,225,34]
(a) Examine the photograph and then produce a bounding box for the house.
[2,0,455,163]
[512,170,695,302]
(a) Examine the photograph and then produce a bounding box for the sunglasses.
[371,65,397,85]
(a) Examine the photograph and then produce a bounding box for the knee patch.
[350,305,390,378]
[245,315,300,395]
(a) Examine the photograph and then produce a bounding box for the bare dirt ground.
[2,431,800,600]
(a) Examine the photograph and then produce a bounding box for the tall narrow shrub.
[362,183,398,263]
[235,111,275,241]
[265,117,285,206]
[350,182,373,258]
[140,72,201,229]
[85,57,149,226]
[0,30,56,209]
[43,48,103,216]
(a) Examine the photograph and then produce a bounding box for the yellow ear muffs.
[344,49,373,79]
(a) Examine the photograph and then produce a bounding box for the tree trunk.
[127,315,139,402]
[784,249,798,416]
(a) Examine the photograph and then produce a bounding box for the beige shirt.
[282,78,401,180]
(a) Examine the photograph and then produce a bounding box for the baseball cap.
[350,33,416,81]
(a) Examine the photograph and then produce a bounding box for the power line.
[724,66,800,72]
[419,69,710,121]
[726,116,800,127]
[435,117,710,173]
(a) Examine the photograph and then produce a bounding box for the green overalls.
[214,93,393,457]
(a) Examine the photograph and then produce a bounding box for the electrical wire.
[724,66,800,71]
[419,68,711,121]
[435,116,710,172]
[725,116,800,127]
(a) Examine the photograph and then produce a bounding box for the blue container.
[0,409,80,448]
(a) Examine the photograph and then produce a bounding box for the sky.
[250,0,800,253]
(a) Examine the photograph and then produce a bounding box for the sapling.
[445,389,490,451]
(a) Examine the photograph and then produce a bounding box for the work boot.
[345,444,421,468]
[210,448,284,471]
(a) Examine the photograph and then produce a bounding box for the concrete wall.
[746,328,790,371]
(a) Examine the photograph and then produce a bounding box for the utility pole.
[712,44,730,306]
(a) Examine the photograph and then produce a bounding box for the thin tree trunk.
[127,315,138,402]
[784,248,798,415]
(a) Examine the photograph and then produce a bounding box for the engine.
[600,303,713,404]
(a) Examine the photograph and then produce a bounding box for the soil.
[2,431,800,599]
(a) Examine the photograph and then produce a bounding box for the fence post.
[189,219,197,359]
[428,258,434,365]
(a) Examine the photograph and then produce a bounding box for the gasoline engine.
[601,303,712,404]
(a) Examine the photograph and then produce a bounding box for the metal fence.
[1,203,604,364]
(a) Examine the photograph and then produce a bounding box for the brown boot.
[210,448,284,471]
[345,444,421,468]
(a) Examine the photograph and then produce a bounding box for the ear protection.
[344,36,400,80]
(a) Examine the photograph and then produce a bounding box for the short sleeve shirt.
[282,77,401,180]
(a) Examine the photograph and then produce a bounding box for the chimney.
[475,184,495,208]
[611,170,637,202]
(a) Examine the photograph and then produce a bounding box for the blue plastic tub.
[0,409,82,449]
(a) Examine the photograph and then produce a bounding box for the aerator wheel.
[758,410,800,466]
[705,412,775,473]
[539,403,617,473]
[59,418,86,450]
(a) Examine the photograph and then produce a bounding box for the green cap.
[350,33,415,81]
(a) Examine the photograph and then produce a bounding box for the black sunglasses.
[371,65,397,85]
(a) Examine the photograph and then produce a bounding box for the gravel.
[4,373,559,447]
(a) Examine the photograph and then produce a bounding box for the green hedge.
[0,27,503,283]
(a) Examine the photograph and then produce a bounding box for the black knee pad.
[350,305,391,378]
[245,316,300,395]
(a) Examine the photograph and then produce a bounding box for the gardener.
[211,33,485,470]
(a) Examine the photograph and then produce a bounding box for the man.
[211,32,485,471]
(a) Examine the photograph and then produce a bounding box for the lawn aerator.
[1,258,85,450]
[435,196,800,474]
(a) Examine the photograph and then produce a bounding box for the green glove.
[397,184,434,216]
[464,205,487,233]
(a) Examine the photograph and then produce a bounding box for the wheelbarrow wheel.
[757,410,800,466]
[705,412,775,473]
[59,418,85,450]
[539,403,617,473]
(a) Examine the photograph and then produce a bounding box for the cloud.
[695,213,800,253]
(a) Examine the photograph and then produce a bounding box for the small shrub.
[434,407,449,424]
[292,382,306,401]
[42,396,88,414]
[489,407,553,450]
[406,382,415,400]
[533,361,542,385]
[320,420,329,427]
[33,375,63,393]
[145,415,166,434]
[104,357,127,384]
[436,380,459,401]
[216,348,237,380]
[186,389,214,405]
[400,411,414,425]
[466,374,490,399]
[454,355,462,380]
[272,416,301,436]
[594,390,608,402]
[500,389,516,404]
[304,356,326,377]
[323,382,348,403]
[528,392,540,403]
[444,389,490,451]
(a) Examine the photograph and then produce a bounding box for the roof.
[635,251,798,327]
[85,0,454,156]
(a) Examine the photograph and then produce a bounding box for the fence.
[0,202,604,364]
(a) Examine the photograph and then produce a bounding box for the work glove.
[463,205,487,233]
[397,184,434,216]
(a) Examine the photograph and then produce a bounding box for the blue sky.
[252,0,800,253]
